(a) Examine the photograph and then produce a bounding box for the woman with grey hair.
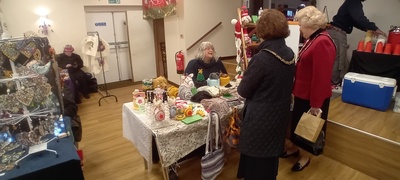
[184,41,227,86]
[281,6,336,172]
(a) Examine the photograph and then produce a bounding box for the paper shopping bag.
[294,110,325,143]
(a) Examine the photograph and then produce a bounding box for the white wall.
[317,0,398,60]
[165,0,241,84]
[83,0,141,6]
[1,0,87,54]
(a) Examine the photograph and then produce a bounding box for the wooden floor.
[77,85,375,180]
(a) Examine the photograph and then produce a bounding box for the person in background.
[236,9,295,180]
[184,41,227,86]
[57,45,90,104]
[282,6,336,172]
[328,0,387,89]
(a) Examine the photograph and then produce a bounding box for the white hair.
[295,6,327,29]
[195,41,218,60]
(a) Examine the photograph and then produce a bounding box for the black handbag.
[293,130,325,156]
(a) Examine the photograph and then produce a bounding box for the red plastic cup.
[393,44,400,55]
[364,41,372,52]
[383,44,392,55]
[357,40,365,52]
[375,42,384,53]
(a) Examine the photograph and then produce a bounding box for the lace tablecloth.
[122,102,232,168]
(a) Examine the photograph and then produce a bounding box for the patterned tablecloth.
[122,102,233,168]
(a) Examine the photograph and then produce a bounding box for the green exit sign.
[108,0,120,4]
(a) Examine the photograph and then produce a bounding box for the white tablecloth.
[122,102,232,168]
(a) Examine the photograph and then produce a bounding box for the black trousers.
[69,70,90,100]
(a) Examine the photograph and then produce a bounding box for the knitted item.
[178,85,192,100]
[190,91,213,103]
[200,98,230,117]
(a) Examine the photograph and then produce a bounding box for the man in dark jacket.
[57,45,90,104]
[328,0,387,87]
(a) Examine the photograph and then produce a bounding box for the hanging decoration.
[38,22,54,35]
[142,0,177,19]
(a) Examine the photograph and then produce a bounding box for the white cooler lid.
[344,72,397,87]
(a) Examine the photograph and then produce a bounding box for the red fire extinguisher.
[175,50,185,74]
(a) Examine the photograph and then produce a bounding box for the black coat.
[331,0,378,34]
[237,39,295,158]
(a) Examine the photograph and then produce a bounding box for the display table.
[1,138,84,180]
[122,102,231,179]
[349,50,400,88]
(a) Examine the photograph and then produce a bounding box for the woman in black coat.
[236,9,296,180]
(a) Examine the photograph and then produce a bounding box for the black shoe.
[291,159,310,172]
[279,150,300,158]
[83,94,90,99]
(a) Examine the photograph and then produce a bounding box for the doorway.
[153,18,167,78]
[85,12,132,84]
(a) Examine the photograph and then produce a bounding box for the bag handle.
[306,108,322,118]
[205,111,221,154]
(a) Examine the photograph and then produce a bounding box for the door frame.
[84,8,134,82]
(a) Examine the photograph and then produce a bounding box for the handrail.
[186,22,222,51]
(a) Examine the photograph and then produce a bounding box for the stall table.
[122,102,232,180]
[1,138,83,180]
[349,50,400,89]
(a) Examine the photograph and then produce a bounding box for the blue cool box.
[342,72,397,111]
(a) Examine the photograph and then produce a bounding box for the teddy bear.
[167,86,179,97]
[152,76,168,89]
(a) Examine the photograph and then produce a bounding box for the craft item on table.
[192,104,206,117]
[142,78,153,90]
[178,74,195,100]
[219,73,230,87]
[19,40,37,58]
[0,42,20,61]
[152,76,168,89]
[184,105,193,117]
[132,89,146,112]
[182,114,203,125]
[26,60,51,75]
[190,91,213,103]
[167,86,178,97]
[153,88,165,102]
[197,86,220,97]
[169,106,177,119]
[153,99,165,121]
[200,98,230,117]
[207,72,220,87]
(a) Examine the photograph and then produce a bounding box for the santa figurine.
[231,6,252,80]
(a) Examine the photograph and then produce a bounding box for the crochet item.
[190,91,213,103]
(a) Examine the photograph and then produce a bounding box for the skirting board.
[325,120,400,180]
